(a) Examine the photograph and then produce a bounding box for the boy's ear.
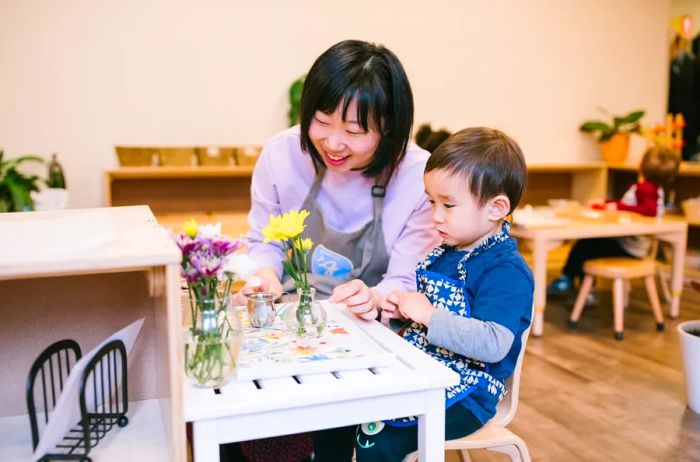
[487,195,511,221]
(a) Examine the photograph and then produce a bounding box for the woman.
[233,39,437,462]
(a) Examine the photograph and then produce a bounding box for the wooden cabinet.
[104,165,255,236]
[0,206,185,462]
[521,163,608,206]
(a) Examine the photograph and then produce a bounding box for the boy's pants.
[312,404,483,462]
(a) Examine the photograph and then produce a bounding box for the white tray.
[236,302,396,380]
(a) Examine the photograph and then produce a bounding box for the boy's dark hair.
[426,127,527,214]
[415,124,452,153]
[299,40,414,184]
[641,145,681,191]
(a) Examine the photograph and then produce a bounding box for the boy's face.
[424,169,509,251]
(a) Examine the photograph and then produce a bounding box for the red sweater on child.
[596,180,664,217]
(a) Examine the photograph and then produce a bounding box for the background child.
[355,127,534,462]
[547,145,681,297]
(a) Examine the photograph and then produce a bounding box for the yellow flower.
[262,214,287,243]
[279,209,309,239]
[294,237,314,252]
[263,209,310,242]
[182,218,198,238]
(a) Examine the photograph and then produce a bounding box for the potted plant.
[0,149,44,212]
[580,109,645,164]
[678,280,700,414]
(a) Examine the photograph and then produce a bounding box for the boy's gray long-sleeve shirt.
[427,309,514,363]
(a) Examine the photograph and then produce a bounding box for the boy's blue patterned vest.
[386,222,511,427]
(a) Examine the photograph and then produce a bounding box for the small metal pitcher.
[245,292,278,328]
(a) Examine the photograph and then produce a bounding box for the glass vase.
[284,287,327,338]
[184,293,243,388]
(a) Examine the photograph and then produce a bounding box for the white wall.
[0,0,671,208]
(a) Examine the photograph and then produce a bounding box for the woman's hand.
[231,267,283,306]
[330,279,381,321]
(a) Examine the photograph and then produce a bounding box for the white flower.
[197,222,222,239]
[221,253,258,281]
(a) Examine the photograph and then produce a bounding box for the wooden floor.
[452,280,700,462]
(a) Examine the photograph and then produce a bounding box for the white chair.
[403,316,533,462]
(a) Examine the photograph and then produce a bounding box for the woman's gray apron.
[281,168,389,298]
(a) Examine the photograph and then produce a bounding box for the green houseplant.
[288,74,305,127]
[0,149,44,212]
[580,109,645,164]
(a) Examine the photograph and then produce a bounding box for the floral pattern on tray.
[235,302,395,380]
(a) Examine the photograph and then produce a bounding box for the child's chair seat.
[569,254,664,340]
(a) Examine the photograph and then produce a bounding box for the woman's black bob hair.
[299,40,414,184]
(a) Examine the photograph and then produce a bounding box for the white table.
[184,304,459,462]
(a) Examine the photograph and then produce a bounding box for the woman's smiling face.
[308,98,381,173]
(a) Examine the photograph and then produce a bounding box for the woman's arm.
[245,144,285,278]
[374,194,439,297]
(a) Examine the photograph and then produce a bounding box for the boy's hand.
[380,291,406,324]
[396,292,436,327]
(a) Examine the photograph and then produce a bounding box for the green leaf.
[618,110,645,125]
[4,155,44,169]
[6,175,32,211]
[580,121,610,133]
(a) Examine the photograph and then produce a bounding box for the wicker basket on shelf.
[195,147,235,166]
[115,147,156,166]
[157,147,196,167]
[234,145,262,166]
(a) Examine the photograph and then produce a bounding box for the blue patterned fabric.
[386,223,511,427]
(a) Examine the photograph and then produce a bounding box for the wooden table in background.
[511,209,688,337]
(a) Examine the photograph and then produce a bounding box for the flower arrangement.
[174,219,255,387]
[263,209,313,290]
[263,209,326,336]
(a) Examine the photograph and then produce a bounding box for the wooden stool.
[568,257,665,340]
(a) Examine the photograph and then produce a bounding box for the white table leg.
[193,420,219,462]
[532,237,548,337]
[417,388,446,462]
[668,230,687,318]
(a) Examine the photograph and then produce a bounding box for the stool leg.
[643,275,665,331]
[657,267,672,304]
[570,275,594,329]
[613,278,625,340]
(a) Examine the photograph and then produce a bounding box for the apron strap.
[357,183,385,280]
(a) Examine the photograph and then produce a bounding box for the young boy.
[547,145,680,297]
[354,127,534,462]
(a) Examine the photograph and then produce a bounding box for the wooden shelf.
[522,163,607,206]
[609,161,700,176]
[0,206,185,461]
[105,166,253,215]
[105,165,255,179]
